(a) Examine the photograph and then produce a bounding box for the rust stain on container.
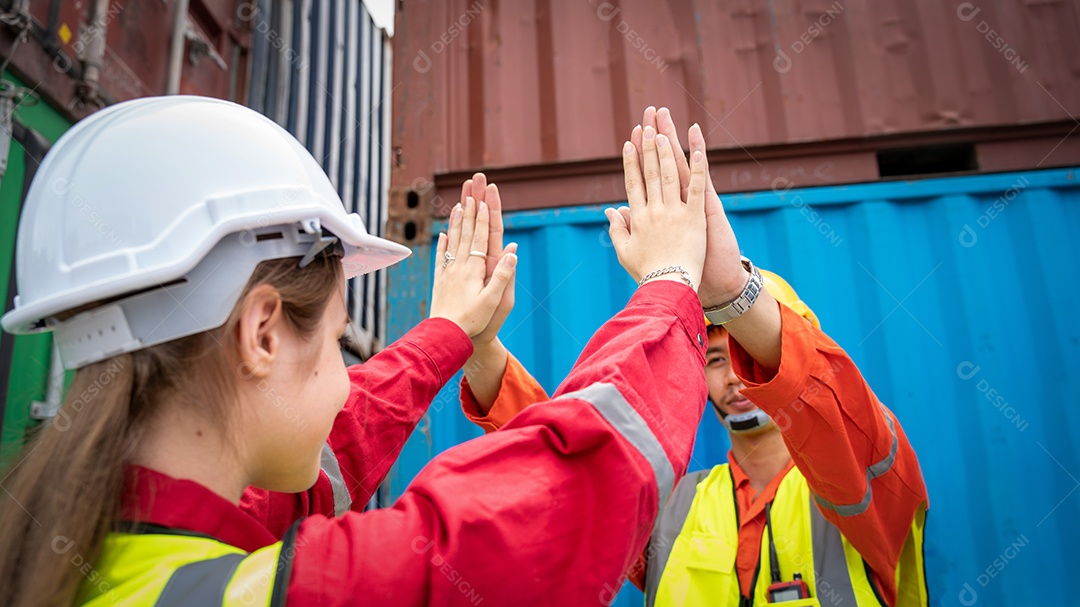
[392,0,1080,210]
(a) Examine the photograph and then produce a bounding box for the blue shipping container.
[385,168,1080,606]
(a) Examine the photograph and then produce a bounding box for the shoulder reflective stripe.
[644,468,712,607]
[155,553,244,607]
[321,441,352,516]
[813,405,898,517]
[809,499,858,604]
[557,383,675,503]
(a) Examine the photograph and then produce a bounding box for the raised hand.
[460,173,517,347]
[455,173,518,410]
[634,106,749,307]
[430,195,517,337]
[606,125,707,291]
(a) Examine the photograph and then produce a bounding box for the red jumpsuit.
[458,302,929,607]
[124,281,709,604]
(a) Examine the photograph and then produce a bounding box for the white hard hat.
[1,95,411,369]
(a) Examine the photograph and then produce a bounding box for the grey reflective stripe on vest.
[644,469,711,607]
[556,383,675,504]
[321,441,352,516]
[810,500,859,604]
[813,405,898,517]
[155,553,244,607]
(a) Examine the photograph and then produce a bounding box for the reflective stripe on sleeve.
[813,406,899,517]
[320,441,352,516]
[557,383,675,505]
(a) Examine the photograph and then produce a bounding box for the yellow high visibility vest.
[75,524,290,606]
[650,464,927,607]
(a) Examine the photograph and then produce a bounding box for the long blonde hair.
[0,252,342,607]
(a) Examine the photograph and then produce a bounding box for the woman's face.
[243,276,351,494]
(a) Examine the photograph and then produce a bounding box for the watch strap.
[703,257,763,325]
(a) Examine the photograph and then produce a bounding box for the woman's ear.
[236,284,284,380]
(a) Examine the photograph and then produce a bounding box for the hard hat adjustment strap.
[298,217,342,268]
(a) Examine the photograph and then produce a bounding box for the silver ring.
[469,250,487,258]
[442,251,456,268]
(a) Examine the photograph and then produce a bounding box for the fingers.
[435,232,448,275]
[456,197,477,258]
[622,141,647,212]
[468,201,490,262]
[657,107,691,202]
[631,124,643,170]
[656,133,681,206]
[446,202,463,257]
[641,125,664,207]
[640,106,657,168]
[500,243,518,302]
[617,206,631,234]
[472,172,487,205]
[688,123,722,216]
[605,207,630,261]
[479,251,518,307]
[460,179,473,208]
[688,146,708,216]
[485,183,504,276]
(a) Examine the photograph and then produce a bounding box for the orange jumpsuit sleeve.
[460,351,549,433]
[730,301,928,607]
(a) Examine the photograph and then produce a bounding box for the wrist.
[469,336,503,357]
[700,267,751,309]
[638,264,701,292]
[641,274,692,289]
[466,337,507,371]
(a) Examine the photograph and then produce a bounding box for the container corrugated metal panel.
[247,0,394,353]
[393,0,1080,174]
[0,73,73,466]
[386,168,1080,606]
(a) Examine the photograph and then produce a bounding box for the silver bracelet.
[639,265,694,289]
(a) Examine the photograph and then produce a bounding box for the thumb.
[606,208,630,255]
[480,251,517,303]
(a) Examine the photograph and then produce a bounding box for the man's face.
[704,327,757,419]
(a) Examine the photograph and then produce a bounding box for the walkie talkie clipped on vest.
[764,502,811,602]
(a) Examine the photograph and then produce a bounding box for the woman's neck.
[132,404,248,504]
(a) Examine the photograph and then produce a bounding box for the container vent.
[877,143,978,178]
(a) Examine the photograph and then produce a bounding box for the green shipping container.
[0,73,73,468]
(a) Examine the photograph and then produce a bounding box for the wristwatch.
[703,257,763,325]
